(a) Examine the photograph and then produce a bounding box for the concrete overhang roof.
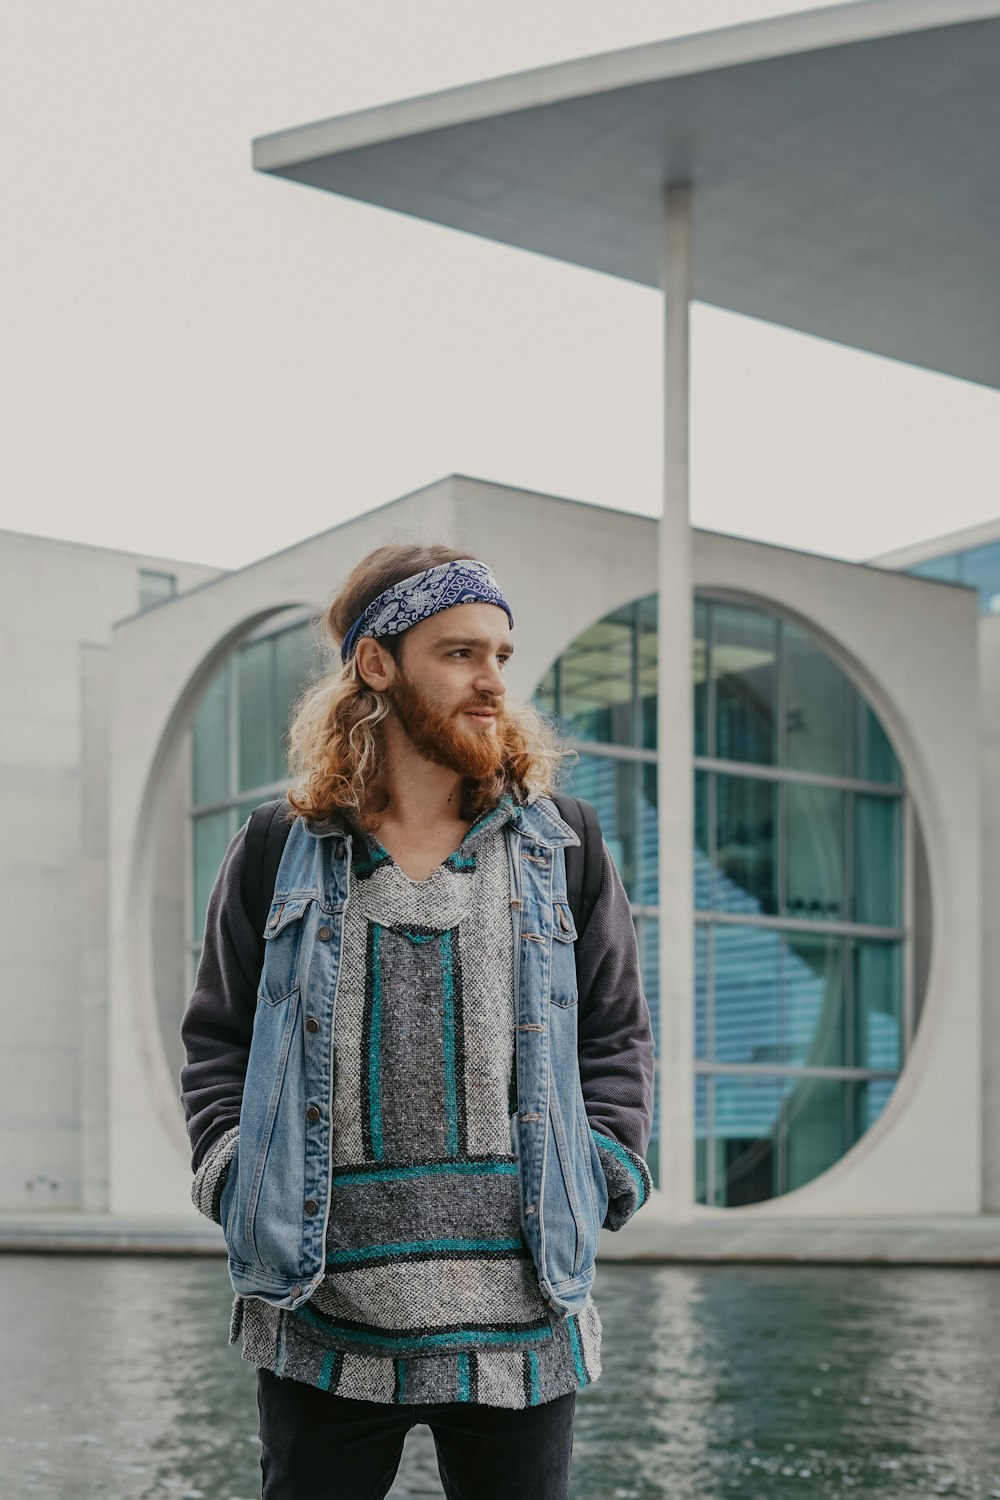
[254,0,1000,390]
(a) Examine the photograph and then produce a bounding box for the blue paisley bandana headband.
[340,559,514,665]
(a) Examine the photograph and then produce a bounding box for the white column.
[658,183,695,1219]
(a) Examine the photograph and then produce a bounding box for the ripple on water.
[4,1258,1000,1497]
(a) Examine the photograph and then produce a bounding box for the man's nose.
[475,658,507,696]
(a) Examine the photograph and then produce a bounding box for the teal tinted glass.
[907,553,960,583]
[558,607,637,744]
[694,922,708,1060]
[537,590,910,1208]
[782,932,845,1068]
[714,773,778,915]
[854,695,902,786]
[694,1076,708,1204]
[856,1076,894,1132]
[712,925,781,1065]
[712,603,777,765]
[237,637,276,791]
[192,810,234,943]
[192,661,230,806]
[692,595,709,757]
[693,768,711,909]
[275,624,321,777]
[708,1074,784,1206]
[534,663,558,718]
[853,793,902,926]
[784,782,844,922]
[960,539,1000,615]
[783,620,847,776]
[564,752,659,904]
[636,916,660,1049]
[852,938,902,1071]
[639,594,658,750]
[784,1076,848,1193]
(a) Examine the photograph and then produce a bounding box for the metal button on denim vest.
[218,794,610,1319]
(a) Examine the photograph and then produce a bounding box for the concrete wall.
[0,530,221,1210]
[107,478,982,1224]
[979,615,1000,1211]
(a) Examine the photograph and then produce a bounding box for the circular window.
[534,592,923,1206]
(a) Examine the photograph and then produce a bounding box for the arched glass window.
[534,593,918,1206]
[188,611,323,975]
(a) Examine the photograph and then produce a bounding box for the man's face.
[382,602,513,780]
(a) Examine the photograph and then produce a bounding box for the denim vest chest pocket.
[549,902,578,1007]
[258,897,311,1004]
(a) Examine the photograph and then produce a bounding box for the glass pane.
[192,662,230,807]
[567,753,656,906]
[854,1076,895,1133]
[192,810,234,943]
[695,1076,708,1204]
[960,540,1000,616]
[533,664,558,718]
[714,773,778,916]
[638,762,658,907]
[784,782,844,922]
[639,593,658,751]
[711,1075,783,1206]
[712,925,781,1066]
[784,1077,846,1193]
[853,793,902,927]
[138,568,177,612]
[636,916,659,1052]
[906,554,960,583]
[275,624,321,778]
[712,603,777,766]
[783,620,846,776]
[692,596,709,757]
[238,638,276,791]
[853,939,902,1071]
[694,922,708,1060]
[693,768,710,910]
[782,933,845,1067]
[854,695,902,786]
[558,607,636,745]
[236,798,263,828]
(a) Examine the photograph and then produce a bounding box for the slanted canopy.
[254,0,1000,389]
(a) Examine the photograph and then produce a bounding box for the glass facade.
[906,538,1000,615]
[535,593,912,1205]
[188,615,324,970]
[138,568,177,612]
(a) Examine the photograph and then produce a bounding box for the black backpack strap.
[241,798,294,952]
[550,792,604,941]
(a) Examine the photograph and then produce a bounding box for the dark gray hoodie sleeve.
[178,821,259,1177]
[573,841,657,1227]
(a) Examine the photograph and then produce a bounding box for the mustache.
[459,698,503,712]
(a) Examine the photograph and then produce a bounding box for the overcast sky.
[3,0,998,572]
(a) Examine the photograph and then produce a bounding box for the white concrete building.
[2,479,996,1260]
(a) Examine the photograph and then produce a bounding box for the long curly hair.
[284,543,573,831]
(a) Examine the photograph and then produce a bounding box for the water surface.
[4,1255,1000,1498]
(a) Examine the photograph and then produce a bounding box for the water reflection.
[4,1255,1000,1498]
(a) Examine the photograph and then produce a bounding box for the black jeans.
[256,1366,576,1500]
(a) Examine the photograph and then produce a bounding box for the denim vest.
[218,794,610,1321]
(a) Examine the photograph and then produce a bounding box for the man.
[179,543,655,1500]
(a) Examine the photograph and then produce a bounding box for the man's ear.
[355,637,394,692]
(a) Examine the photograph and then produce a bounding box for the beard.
[384,669,507,782]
